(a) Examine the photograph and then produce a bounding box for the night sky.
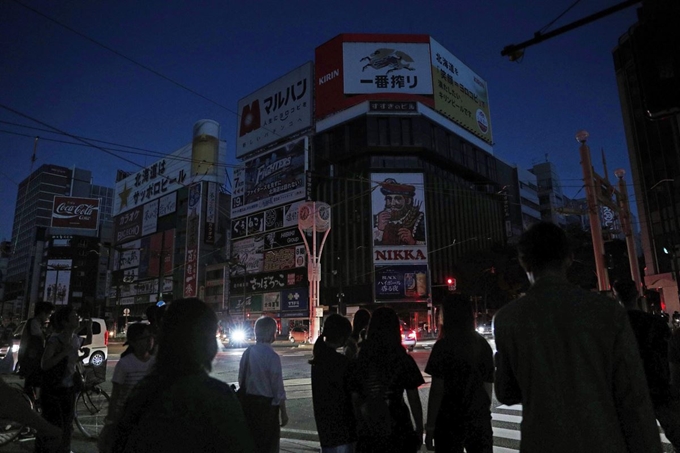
[0,0,641,241]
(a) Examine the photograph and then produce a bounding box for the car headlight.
[477,326,486,333]
[11,344,20,352]
[231,329,246,342]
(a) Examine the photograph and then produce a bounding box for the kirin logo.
[239,100,261,136]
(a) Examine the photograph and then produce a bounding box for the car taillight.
[104,329,109,346]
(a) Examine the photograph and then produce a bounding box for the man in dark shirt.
[494,222,661,452]
[614,278,680,451]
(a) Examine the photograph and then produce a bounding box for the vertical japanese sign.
[184,183,202,297]
[204,182,217,244]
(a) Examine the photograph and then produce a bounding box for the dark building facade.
[613,1,680,311]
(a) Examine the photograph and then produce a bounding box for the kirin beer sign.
[51,196,100,229]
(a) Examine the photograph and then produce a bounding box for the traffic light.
[447,277,456,292]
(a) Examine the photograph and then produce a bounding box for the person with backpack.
[348,306,423,453]
[310,314,356,453]
[424,295,494,452]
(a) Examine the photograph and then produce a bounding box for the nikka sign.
[51,196,100,230]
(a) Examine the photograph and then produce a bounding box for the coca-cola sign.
[51,196,100,229]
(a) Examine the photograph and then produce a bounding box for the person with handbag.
[424,295,494,452]
[37,306,92,453]
[238,315,288,453]
[348,306,424,453]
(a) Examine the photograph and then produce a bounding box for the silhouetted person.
[344,308,370,360]
[112,298,253,452]
[18,301,54,399]
[310,314,356,452]
[349,306,423,453]
[425,295,494,452]
[614,277,680,451]
[494,222,662,452]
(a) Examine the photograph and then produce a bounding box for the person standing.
[99,323,155,453]
[310,314,356,453]
[238,315,288,453]
[614,277,680,451]
[493,222,662,452]
[425,295,494,452]
[38,306,92,453]
[344,308,370,360]
[18,301,54,400]
[112,298,253,453]
[349,306,423,453]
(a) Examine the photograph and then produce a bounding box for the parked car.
[400,322,417,352]
[289,326,309,343]
[80,318,109,367]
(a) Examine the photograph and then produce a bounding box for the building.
[231,34,520,337]
[516,167,542,232]
[3,165,113,318]
[613,0,680,312]
[530,161,567,226]
[108,120,230,329]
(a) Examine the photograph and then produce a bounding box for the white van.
[79,318,108,367]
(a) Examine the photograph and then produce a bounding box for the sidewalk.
[0,435,320,452]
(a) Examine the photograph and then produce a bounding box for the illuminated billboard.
[43,259,72,305]
[430,38,493,144]
[236,62,313,158]
[51,196,100,229]
[231,137,307,218]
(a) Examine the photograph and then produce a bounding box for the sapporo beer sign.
[51,196,100,229]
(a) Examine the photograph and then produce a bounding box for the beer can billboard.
[51,196,100,229]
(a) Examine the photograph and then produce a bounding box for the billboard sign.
[43,259,72,305]
[51,196,100,229]
[342,42,432,94]
[205,182,217,244]
[430,38,493,144]
[231,200,305,239]
[183,183,202,297]
[231,137,307,218]
[229,268,306,293]
[237,62,313,158]
[371,172,428,265]
[375,264,429,300]
[315,34,434,119]
[114,205,143,244]
[142,200,159,236]
[158,191,177,217]
[114,140,226,216]
[281,287,308,311]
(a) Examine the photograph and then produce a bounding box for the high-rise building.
[613,1,680,312]
[231,34,522,338]
[4,165,113,317]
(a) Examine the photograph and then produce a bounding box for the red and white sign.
[51,196,100,229]
[315,34,434,119]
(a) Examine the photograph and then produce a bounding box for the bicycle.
[0,348,110,447]
[74,351,110,438]
[0,382,35,446]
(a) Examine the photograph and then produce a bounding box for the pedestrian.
[349,306,423,453]
[493,222,662,452]
[310,313,356,453]
[344,308,370,359]
[614,277,680,450]
[17,301,54,400]
[37,306,92,453]
[98,323,155,453]
[111,298,253,453]
[238,315,288,453]
[425,294,494,452]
